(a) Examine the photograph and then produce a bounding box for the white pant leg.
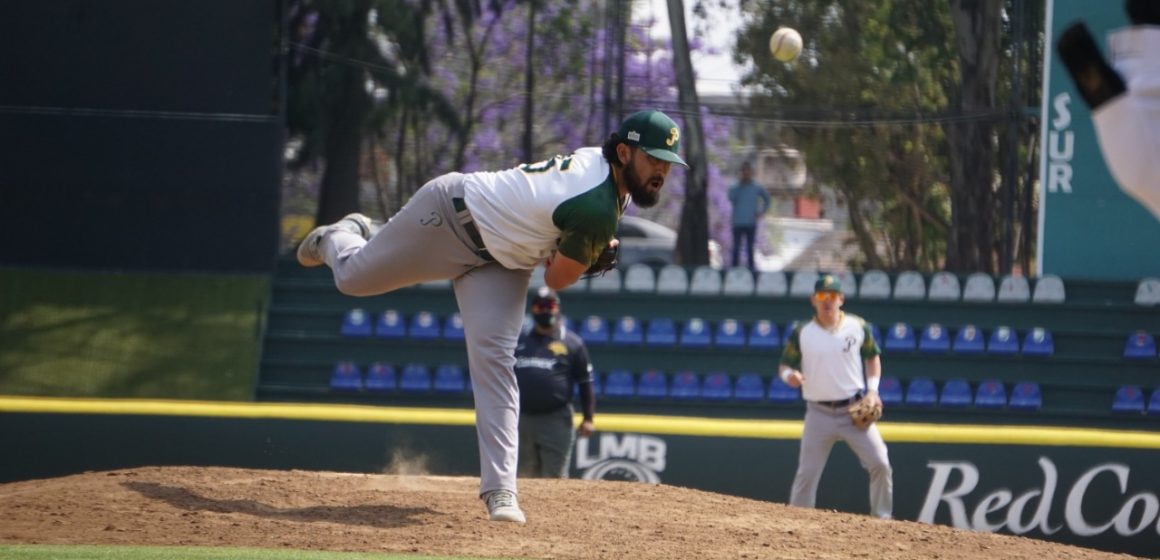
[790,403,838,508]
[839,418,893,519]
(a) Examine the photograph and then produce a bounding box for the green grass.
[0,545,518,560]
[0,268,268,400]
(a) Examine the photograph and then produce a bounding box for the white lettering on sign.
[1047,93,1074,194]
[575,433,667,471]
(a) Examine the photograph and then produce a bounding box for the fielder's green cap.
[814,274,842,293]
[617,109,688,168]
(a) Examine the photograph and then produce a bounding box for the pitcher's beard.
[624,165,662,208]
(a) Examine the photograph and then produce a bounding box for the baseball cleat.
[483,489,526,523]
[296,213,374,267]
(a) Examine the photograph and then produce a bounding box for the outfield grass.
[0,545,519,560]
[0,268,268,401]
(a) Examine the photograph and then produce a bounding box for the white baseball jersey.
[463,147,626,270]
[780,313,881,402]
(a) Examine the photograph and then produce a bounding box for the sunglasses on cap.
[813,291,841,302]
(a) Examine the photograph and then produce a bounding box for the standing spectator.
[727,161,772,270]
[515,287,596,478]
[779,274,893,519]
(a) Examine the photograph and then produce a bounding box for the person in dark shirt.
[514,287,596,478]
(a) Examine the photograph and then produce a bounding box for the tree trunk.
[316,64,371,225]
[666,0,709,268]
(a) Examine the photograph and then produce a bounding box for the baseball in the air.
[769,27,803,62]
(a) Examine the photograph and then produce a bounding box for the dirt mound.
[0,466,1139,559]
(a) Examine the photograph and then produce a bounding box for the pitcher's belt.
[451,197,495,262]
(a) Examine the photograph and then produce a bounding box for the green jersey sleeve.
[857,316,882,358]
[779,323,803,370]
[552,181,620,266]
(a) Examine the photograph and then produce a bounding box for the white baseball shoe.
[483,489,526,523]
[296,213,374,267]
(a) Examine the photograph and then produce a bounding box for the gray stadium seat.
[859,270,891,299]
[893,271,926,300]
[1031,274,1065,303]
[927,271,961,301]
[962,272,995,302]
[837,270,859,298]
[722,267,755,296]
[689,266,722,296]
[1136,277,1160,306]
[755,271,789,297]
[656,264,688,295]
[997,275,1030,303]
[622,263,656,293]
[789,270,819,298]
[588,268,622,293]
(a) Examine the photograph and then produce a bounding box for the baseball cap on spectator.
[531,286,559,309]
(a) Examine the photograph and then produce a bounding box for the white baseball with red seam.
[769,27,803,62]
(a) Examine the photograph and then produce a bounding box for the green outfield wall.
[1,397,1158,557]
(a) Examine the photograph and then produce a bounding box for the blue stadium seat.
[782,321,802,347]
[869,324,883,347]
[1021,327,1054,357]
[611,316,644,346]
[747,320,781,350]
[1124,331,1158,359]
[398,363,432,393]
[441,312,466,341]
[434,364,466,393]
[374,309,406,339]
[680,318,713,348]
[340,308,373,337]
[637,369,668,399]
[734,373,766,402]
[329,361,362,392]
[878,377,903,406]
[578,315,610,345]
[670,371,701,400]
[952,325,986,354]
[702,372,732,401]
[1008,381,1042,411]
[1113,385,1146,413]
[603,369,635,398]
[884,322,916,352]
[1149,389,1160,417]
[905,378,937,407]
[987,326,1020,355]
[939,378,972,408]
[974,379,1007,409]
[364,362,396,392]
[918,324,951,353]
[645,318,677,346]
[768,377,800,403]
[408,311,441,340]
[714,319,747,348]
[577,372,602,398]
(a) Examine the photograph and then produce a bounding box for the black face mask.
[533,312,558,329]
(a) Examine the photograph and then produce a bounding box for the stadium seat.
[588,372,602,396]
[884,322,916,352]
[1021,327,1054,357]
[561,276,587,293]
[637,369,668,399]
[374,309,406,339]
[670,371,702,400]
[754,271,788,297]
[997,275,1030,303]
[714,319,747,348]
[768,377,800,403]
[962,273,996,302]
[859,270,891,299]
[869,323,883,348]
[987,326,1020,355]
[917,323,951,353]
[789,270,819,298]
[364,362,396,392]
[611,316,644,345]
[974,379,1007,409]
[408,311,441,340]
[939,378,972,408]
[734,373,766,402]
[952,325,986,354]
[702,372,732,401]
[837,270,859,298]
[680,318,713,348]
[441,312,466,341]
[878,376,903,406]
[722,267,755,296]
[689,266,722,296]
[398,363,432,393]
[1149,389,1160,417]
[329,361,362,392]
[1113,385,1146,413]
[747,320,781,350]
[1124,331,1158,359]
[622,263,656,293]
[603,369,635,398]
[1008,381,1042,411]
[1135,277,1160,306]
[434,364,466,393]
[905,378,937,407]
[1032,274,1066,303]
[927,271,961,301]
[645,317,678,346]
[340,308,373,337]
[655,264,689,295]
[893,271,926,300]
[578,315,610,345]
[587,268,622,293]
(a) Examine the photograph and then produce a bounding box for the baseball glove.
[583,242,619,278]
[848,393,883,430]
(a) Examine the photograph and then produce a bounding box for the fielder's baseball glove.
[848,393,883,430]
[583,242,619,278]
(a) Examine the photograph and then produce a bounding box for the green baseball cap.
[617,109,689,168]
[814,274,842,293]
